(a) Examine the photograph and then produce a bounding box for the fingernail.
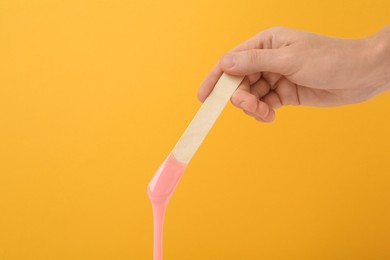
[240,101,247,110]
[222,54,236,68]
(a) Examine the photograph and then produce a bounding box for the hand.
[198,26,390,122]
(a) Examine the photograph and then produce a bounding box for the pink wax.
[147,153,187,260]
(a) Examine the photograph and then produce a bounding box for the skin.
[198,25,390,122]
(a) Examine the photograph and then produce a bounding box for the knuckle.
[259,26,285,37]
[231,90,244,106]
[269,26,287,33]
[248,50,259,64]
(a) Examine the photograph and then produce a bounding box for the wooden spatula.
[148,73,244,201]
[147,73,243,260]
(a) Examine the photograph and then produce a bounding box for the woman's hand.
[198,26,390,122]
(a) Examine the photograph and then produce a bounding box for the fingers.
[231,78,275,122]
[262,72,282,87]
[250,78,271,98]
[201,73,301,123]
[198,26,297,102]
[198,47,292,102]
[261,91,283,110]
[197,29,277,102]
[239,76,302,121]
[197,67,261,102]
[273,78,300,106]
[253,109,275,122]
[197,36,266,102]
[260,77,300,110]
[247,72,262,85]
[220,48,293,76]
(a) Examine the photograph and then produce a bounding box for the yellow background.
[0,0,389,259]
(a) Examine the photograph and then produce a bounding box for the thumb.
[220,49,293,75]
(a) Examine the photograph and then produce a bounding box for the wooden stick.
[172,73,244,164]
